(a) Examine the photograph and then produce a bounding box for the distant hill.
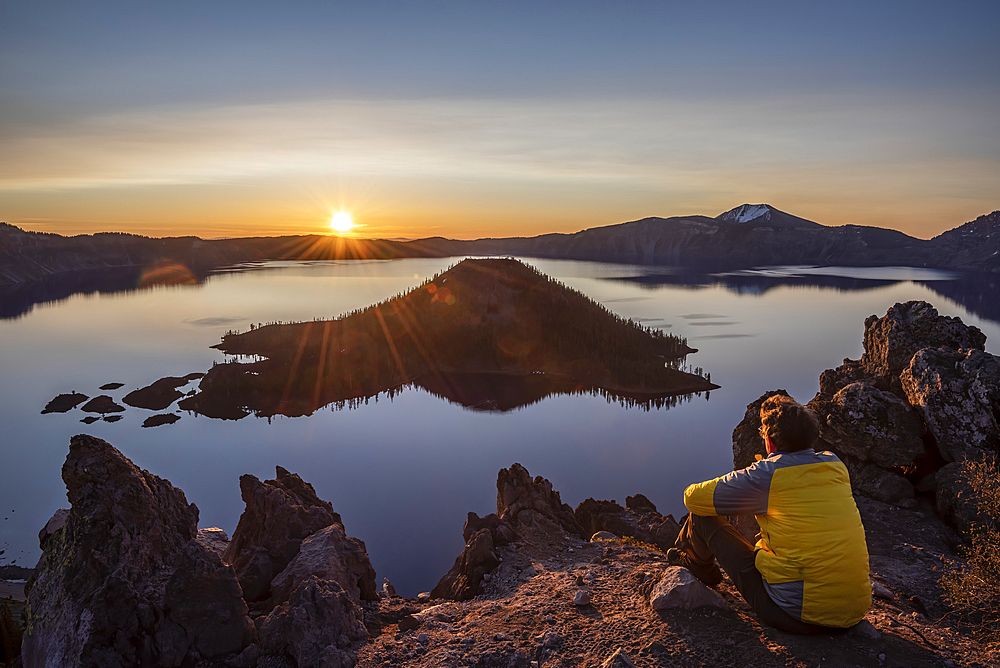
[1,205,998,286]
[177,258,716,417]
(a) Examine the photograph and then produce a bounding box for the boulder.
[934,462,991,535]
[842,458,915,505]
[257,576,368,668]
[808,381,926,468]
[268,523,377,607]
[23,435,252,668]
[858,301,985,388]
[649,567,728,611]
[900,347,1000,462]
[574,497,680,552]
[223,466,343,602]
[430,528,500,601]
[497,463,585,537]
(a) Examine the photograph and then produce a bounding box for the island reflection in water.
[177,258,717,419]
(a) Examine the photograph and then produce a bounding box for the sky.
[1,1,998,241]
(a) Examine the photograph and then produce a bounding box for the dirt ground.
[356,496,997,668]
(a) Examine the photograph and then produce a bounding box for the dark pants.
[676,513,841,635]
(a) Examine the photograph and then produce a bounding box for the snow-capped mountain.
[716,204,823,229]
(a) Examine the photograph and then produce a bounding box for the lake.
[1,258,997,596]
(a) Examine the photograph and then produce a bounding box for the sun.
[329,212,355,233]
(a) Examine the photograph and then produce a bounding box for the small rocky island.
[7,300,1000,667]
[179,258,717,419]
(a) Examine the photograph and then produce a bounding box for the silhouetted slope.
[179,258,715,418]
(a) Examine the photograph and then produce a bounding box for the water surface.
[1,258,996,595]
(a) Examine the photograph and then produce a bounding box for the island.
[178,258,717,419]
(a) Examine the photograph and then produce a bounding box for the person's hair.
[760,395,820,452]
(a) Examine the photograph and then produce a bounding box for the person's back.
[671,395,871,632]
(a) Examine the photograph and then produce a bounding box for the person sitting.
[667,394,871,633]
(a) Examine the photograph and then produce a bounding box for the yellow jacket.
[684,449,871,627]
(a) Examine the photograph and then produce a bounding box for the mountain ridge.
[1,204,998,285]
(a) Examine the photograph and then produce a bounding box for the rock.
[591,531,617,541]
[41,392,88,414]
[268,523,377,607]
[849,619,881,641]
[463,512,516,547]
[808,381,926,467]
[601,648,637,668]
[430,528,500,601]
[124,376,195,411]
[818,359,867,397]
[102,414,122,423]
[223,466,343,602]
[872,581,894,599]
[80,416,99,424]
[497,463,586,537]
[23,435,252,668]
[858,301,986,387]
[649,566,728,611]
[573,589,592,606]
[574,497,680,552]
[380,577,397,598]
[257,576,368,668]
[934,461,989,535]
[195,527,230,558]
[37,508,68,550]
[843,458,915,504]
[901,347,1000,462]
[99,383,125,390]
[732,390,789,470]
[162,540,255,660]
[141,414,181,428]
[398,614,420,631]
[79,394,124,414]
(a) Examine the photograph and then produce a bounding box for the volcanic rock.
[36,508,68,550]
[858,301,986,389]
[462,512,517,547]
[40,392,88,414]
[268,523,377,607]
[574,496,680,552]
[124,376,197,411]
[141,413,181,428]
[79,394,123,414]
[257,576,368,668]
[22,435,252,668]
[497,463,585,537]
[649,566,728,611]
[809,381,926,467]
[223,466,343,602]
[430,528,500,601]
[900,347,1000,462]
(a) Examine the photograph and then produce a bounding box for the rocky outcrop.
[735,301,1000,531]
[497,463,586,537]
[574,495,681,552]
[23,435,254,668]
[223,467,344,603]
[22,438,378,668]
[257,576,369,668]
[856,300,986,390]
[431,527,502,601]
[900,347,1000,462]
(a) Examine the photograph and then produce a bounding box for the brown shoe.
[666,548,724,587]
